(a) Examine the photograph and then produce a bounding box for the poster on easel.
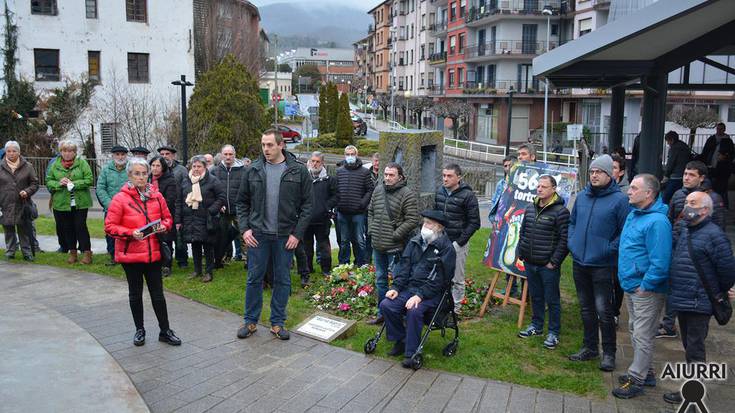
[483,162,578,277]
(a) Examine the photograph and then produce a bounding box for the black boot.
[159,329,182,346]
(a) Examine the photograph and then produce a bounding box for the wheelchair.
[363,286,460,370]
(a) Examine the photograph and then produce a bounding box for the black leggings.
[192,241,215,275]
[122,262,170,332]
[53,207,91,251]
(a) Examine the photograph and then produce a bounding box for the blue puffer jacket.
[568,180,630,267]
[668,219,735,315]
[617,197,672,293]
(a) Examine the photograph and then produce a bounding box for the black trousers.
[572,263,617,355]
[192,241,215,275]
[174,228,189,266]
[678,311,710,363]
[214,214,238,263]
[612,267,625,318]
[53,207,91,251]
[303,223,332,275]
[122,262,170,332]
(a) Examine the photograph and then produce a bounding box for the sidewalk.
[0,261,624,413]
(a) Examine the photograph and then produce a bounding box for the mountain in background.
[259,2,372,51]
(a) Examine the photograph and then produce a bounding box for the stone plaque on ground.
[295,312,357,342]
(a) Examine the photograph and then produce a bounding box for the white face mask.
[420,226,437,243]
[345,155,356,164]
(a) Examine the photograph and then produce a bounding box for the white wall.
[2,0,195,157]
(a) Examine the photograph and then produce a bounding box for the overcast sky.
[251,0,376,12]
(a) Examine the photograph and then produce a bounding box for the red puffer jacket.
[104,183,173,264]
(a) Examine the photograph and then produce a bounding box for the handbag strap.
[686,228,721,305]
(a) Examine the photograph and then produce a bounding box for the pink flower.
[338,303,351,311]
[358,290,369,298]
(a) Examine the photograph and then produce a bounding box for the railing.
[466,0,563,23]
[428,51,447,64]
[458,79,541,94]
[464,40,558,59]
[583,132,714,158]
[389,120,407,130]
[443,137,578,168]
[428,20,448,35]
[428,85,445,95]
[25,157,103,187]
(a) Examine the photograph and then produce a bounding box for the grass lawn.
[7,225,606,398]
[0,216,106,239]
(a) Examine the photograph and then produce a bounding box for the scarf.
[61,158,74,169]
[185,171,204,209]
[5,157,20,173]
[151,174,160,191]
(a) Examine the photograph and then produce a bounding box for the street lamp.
[505,85,515,157]
[171,75,194,162]
[389,27,397,125]
[542,4,554,163]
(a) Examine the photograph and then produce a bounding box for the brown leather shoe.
[80,250,93,265]
[67,250,78,264]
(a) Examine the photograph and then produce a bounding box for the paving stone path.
[1,261,733,413]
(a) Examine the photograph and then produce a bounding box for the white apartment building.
[2,0,196,156]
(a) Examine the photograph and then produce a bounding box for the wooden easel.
[478,270,529,328]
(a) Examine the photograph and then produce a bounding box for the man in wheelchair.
[379,209,457,368]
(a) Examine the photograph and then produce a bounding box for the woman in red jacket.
[104,158,181,347]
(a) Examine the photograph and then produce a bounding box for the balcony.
[398,34,408,41]
[368,24,375,34]
[464,40,558,61]
[458,80,541,95]
[428,84,445,95]
[428,51,447,65]
[428,20,448,37]
[466,0,563,26]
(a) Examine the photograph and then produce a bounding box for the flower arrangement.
[307,264,379,319]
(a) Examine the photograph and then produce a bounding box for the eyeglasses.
[589,169,605,176]
[130,172,148,177]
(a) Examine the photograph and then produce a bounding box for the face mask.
[345,156,356,164]
[682,206,703,223]
[420,226,437,243]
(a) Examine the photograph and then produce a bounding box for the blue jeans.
[526,263,561,335]
[244,234,294,327]
[373,250,402,317]
[337,212,367,266]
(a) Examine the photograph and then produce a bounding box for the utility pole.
[171,75,194,162]
[505,85,515,157]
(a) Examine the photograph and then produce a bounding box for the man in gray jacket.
[366,162,419,325]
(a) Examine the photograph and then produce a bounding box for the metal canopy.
[533,0,735,89]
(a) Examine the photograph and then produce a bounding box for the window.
[458,33,465,54]
[448,69,455,87]
[729,105,735,122]
[31,0,57,15]
[127,53,149,83]
[420,45,425,60]
[100,123,119,152]
[449,36,456,54]
[450,3,456,21]
[477,65,484,85]
[579,18,592,36]
[34,49,60,81]
[460,0,466,18]
[551,24,559,36]
[88,51,100,83]
[85,0,98,18]
[458,68,464,87]
[126,0,147,22]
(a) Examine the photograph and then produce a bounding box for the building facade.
[368,1,393,95]
[3,0,196,156]
[280,47,356,93]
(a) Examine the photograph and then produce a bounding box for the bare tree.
[410,96,433,129]
[95,70,172,151]
[199,0,262,77]
[431,99,474,139]
[667,105,720,148]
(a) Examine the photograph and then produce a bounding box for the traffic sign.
[566,124,583,141]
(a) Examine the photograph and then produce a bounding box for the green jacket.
[96,160,128,210]
[368,179,419,253]
[46,157,94,211]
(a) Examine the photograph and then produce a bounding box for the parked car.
[352,115,367,136]
[273,125,302,143]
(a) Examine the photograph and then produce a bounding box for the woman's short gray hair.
[4,140,20,151]
[126,157,149,175]
[58,139,79,152]
[190,155,207,168]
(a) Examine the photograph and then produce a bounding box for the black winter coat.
[309,168,338,225]
[155,171,179,242]
[433,182,481,246]
[517,195,570,268]
[336,159,374,214]
[210,161,246,215]
[664,139,691,179]
[393,233,457,301]
[697,134,734,178]
[236,151,313,240]
[668,219,735,315]
[176,171,226,244]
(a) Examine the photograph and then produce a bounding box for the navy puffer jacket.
[668,219,735,315]
[393,233,456,301]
